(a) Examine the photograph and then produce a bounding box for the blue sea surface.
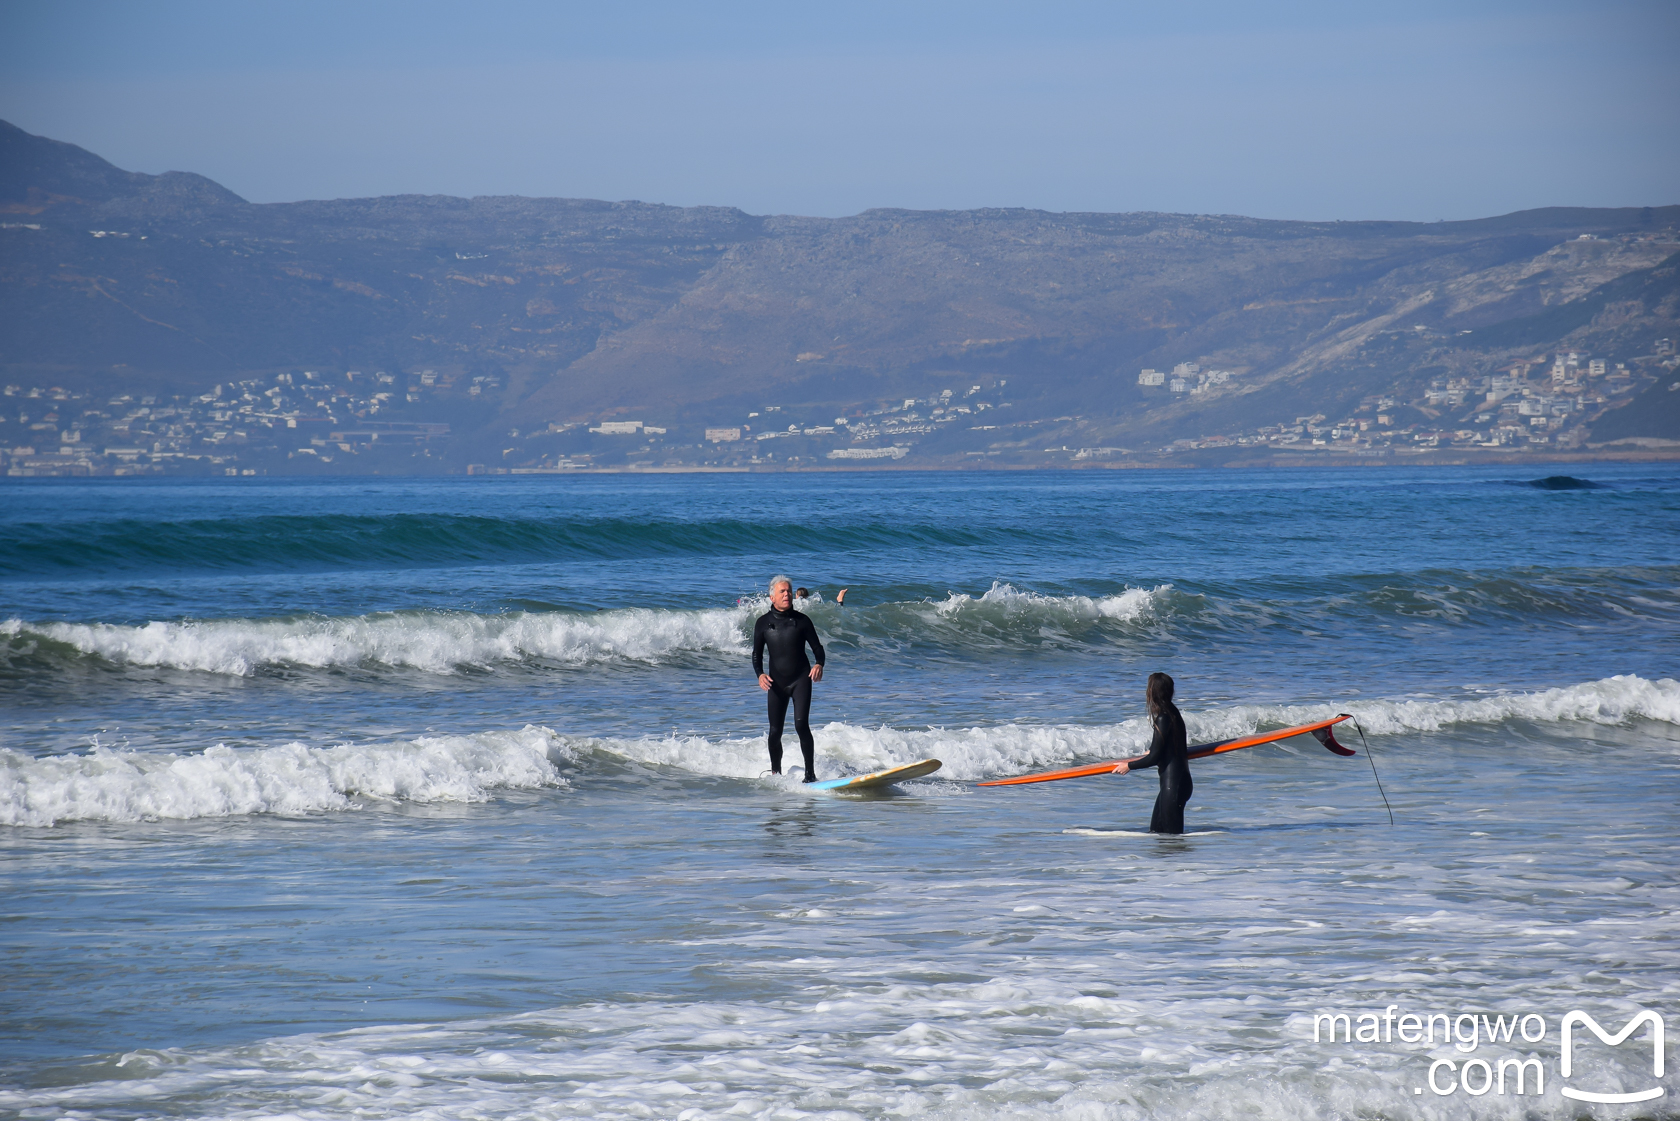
[2,466,1677,1119]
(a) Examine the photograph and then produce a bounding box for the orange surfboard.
[977,714,1356,787]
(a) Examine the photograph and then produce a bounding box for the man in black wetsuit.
[752,575,826,781]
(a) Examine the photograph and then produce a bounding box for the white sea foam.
[8,676,1670,827]
[0,585,1168,677]
[0,725,569,828]
[578,674,1680,783]
[6,974,1671,1119]
[1225,673,1680,739]
[932,580,1169,622]
[736,589,825,608]
[0,606,751,675]
[573,719,1151,784]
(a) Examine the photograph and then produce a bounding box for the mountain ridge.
[2,119,1676,475]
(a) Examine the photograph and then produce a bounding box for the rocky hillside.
[2,119,1675,475]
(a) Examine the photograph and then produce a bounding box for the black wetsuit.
[1128,706,1193,834]
[751,606,826,778]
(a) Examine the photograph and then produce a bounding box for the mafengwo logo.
[1561,1009,1664,1104]
[1309,1005,1666,1101]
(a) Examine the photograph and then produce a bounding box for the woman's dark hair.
[1146,671,1177,717]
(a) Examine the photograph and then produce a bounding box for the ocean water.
[2,465,1677,1121]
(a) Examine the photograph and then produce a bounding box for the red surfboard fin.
[1313,721,1357,756]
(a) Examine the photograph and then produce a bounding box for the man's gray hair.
[769,574,793,592]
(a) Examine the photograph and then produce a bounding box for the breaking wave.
[0,606,753,675]
[0,564,1671,678]
[583,673,1680,783]
[11,675,1668,828]
[6,561,1666,685]
[0,725,568,828]
[0,583,1173,677]
[930,581,1164,621]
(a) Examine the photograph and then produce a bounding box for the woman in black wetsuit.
[1113,671,1192,834]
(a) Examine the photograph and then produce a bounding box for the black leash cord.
[1350,716,1394,826]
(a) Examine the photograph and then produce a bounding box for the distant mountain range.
[2,119,1676,475]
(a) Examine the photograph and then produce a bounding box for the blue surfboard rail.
[807,759,943,791]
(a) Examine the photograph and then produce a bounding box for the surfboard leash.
[1345,715,1394,826]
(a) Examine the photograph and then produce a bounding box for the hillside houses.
[1155,347,1664,457]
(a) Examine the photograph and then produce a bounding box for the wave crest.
[1318,673,1680,735]
[932,581,1167,622]
[7,676,1672,827]
[0,585,1174,677]
[1,726,568,828]
[1,607,751,676]
[585,673,1680,783]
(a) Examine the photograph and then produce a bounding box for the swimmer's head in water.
[795,587,810,598]
[1147,671,1176,716]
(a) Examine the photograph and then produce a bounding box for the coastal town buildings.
[1146,346,1662,457]
[2,340,1668,476]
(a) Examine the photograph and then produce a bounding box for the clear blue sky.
[2,0,1675,220]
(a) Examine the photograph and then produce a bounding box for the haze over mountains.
[2,119,1676,475]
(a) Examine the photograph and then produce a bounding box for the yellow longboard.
[808,758,943,791]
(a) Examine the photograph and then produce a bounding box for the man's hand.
[758,673,773,691]
[1111,761,1129,776]
[809,664,823,683]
